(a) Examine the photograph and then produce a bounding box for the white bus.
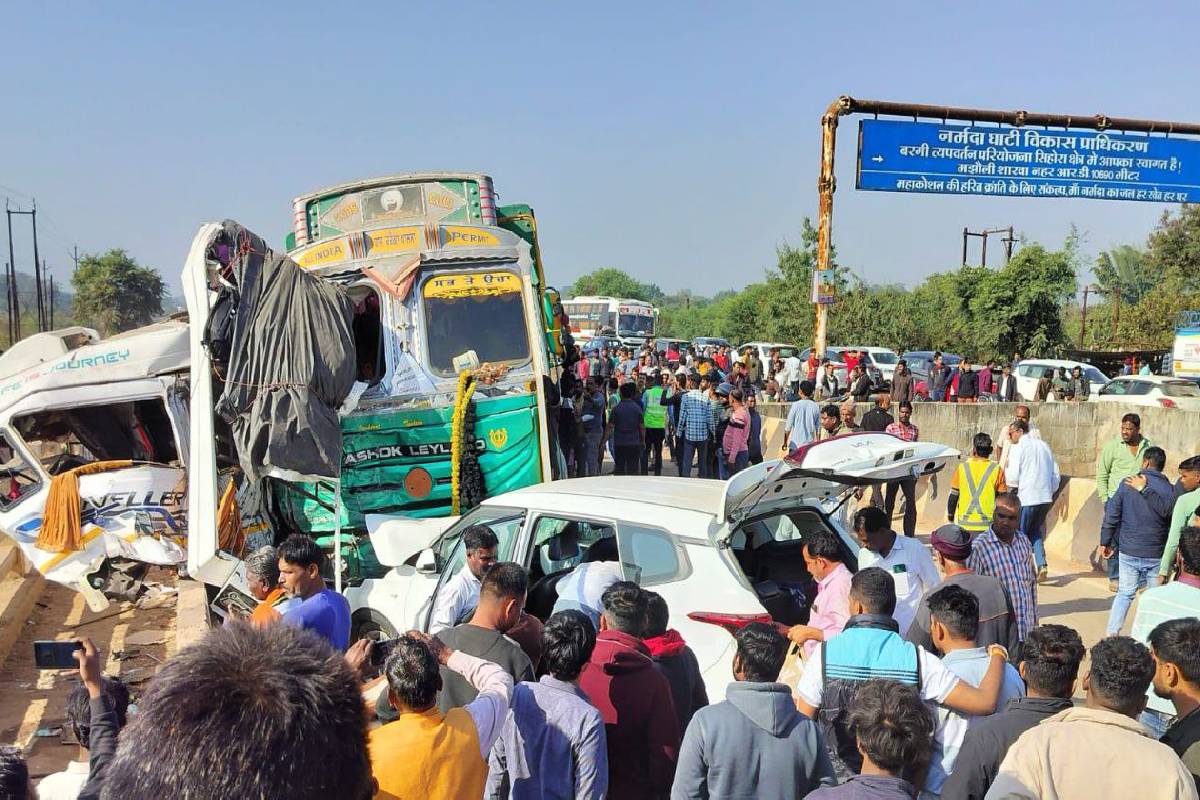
[563,296,657,348]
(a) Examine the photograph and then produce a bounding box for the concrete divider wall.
[760,401,1200,566]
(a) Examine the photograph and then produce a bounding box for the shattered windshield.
[422,270,530,377]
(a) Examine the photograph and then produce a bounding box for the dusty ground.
[0,568,178,782]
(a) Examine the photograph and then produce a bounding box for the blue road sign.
[857,119,1200,203]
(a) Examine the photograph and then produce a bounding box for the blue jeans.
[725,450,749,478]
[1107,554,1161,634]
[1107,543,1121,581]
[1019,502,1051,569]
[583,429,603,477]
[680,439,709,479]
[1140,708,1174,740]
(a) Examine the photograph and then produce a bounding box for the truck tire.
[351,608,399,644]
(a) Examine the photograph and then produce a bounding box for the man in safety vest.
[642,371,669,476]
[947,432,1008,534]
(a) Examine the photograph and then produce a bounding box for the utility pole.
[5,206,19,345]
[962,226,1017,267]
[1080,285,1092,344]
[49,274,55,329]
[30,203,44,332]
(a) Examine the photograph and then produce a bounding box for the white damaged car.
[346,433,957,699]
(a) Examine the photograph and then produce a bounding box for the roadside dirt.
[0,568,178,782]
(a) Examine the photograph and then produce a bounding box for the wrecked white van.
[0,320,190,609]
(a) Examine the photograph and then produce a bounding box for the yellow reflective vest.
[953,457,1004,532]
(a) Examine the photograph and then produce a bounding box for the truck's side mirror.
[415,549,437,574]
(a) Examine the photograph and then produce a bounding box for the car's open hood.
[720,433,959,524]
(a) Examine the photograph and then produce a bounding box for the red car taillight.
[687,611,774,634]
[1158,397,1178,408]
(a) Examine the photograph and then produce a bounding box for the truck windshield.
[423,270,530,377]
[618,313,654,336]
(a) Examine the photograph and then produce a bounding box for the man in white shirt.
[430,524,499,633]
[993,405,1041,474]
[784,353,803,399]
[1005,419,1060,582]
[551,534,624,630]
[855,506,940,636]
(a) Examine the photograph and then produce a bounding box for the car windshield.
[870,351,898,364]
[423,271,530,377]
[1163,381,1200,397]
[1083,366,1107,383]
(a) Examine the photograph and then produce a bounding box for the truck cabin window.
[617,313,654,337]
[350,286,385,384]
[423,272,530,377]
[13,399,180,475]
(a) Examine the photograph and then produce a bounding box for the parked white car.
[346,434,958,700]
[843,346,901,386]
[1096,375,1200,410]
[739,341,800,366]
[1014,358,1107,401]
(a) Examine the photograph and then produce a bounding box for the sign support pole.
[810,95,1200,360]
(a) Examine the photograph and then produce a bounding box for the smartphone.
[369,637,400,669]
[34,640,83,669]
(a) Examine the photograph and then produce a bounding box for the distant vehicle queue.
[568,333,1200,409]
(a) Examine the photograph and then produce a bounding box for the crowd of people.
[6,340,1200,798]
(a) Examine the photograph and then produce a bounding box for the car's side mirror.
[415,549,437,574]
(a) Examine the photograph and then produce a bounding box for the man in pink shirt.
[787,529,853,658]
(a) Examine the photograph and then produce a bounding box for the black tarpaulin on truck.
[207,220,356,482]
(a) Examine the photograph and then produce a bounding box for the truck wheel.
[351,609,399,644]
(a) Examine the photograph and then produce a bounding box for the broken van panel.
[0,320,191,609]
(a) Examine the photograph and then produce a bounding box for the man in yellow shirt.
[369,632,513,799]
[948,433,1007,535]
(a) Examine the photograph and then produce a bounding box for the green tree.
[1093,244,1153,305]
[762,217,850,345]
[71,249,165,335]
[567,268,661,302]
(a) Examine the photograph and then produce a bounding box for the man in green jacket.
[1161,456,1200,583]
[1097,413,1152,591]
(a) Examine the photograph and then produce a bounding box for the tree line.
[566,206,1200,360]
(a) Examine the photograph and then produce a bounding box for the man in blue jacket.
[1102,445,1175,636]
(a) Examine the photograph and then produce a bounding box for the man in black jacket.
[956,359,980,402]
[941,624,1085,799]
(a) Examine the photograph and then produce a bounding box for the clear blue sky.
[3,1,1196,296]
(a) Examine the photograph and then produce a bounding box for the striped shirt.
[677,389,715,442]
[1129,576,1200,715]
[884,420,919,442]
[968,527,1038,640]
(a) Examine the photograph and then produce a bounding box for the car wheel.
[351,608,400,644]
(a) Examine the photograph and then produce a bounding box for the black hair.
[619,382,637,400]
[972,432,994,458]
[584,534,618,563]
[734,622,789,682]
[850,567,896,616]
[1088,636,1155,714]
[0,746,29,800]
[820,404,840,419]
[1180,527,1200,575]
[541,610,597,681]
[480,561,528,601]
[799,380,815,397]
[1020,624,1086,698]
[385,634,441,712]
[99,622,373,800]
[244,545,280,587]
[600,581,647,635]
[803,529,844,563]
[853,505,889,535]
[66,675,130,746]
[1010,419,1029,434]
[1180,455,1200,473]
[463,524,499,553]
[1149,618,1200,685]
[994,491,1022,511]
[927,584,979,641]
[730,388,744,403]
[1042,368,1053,379]
[644,591,670,638]
[847,679,934,781]
[1121,412,1142,428]
[276,534,325,571]
[1143,446,1166,472]
[897,401,912,412]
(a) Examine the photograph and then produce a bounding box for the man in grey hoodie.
[671,622,837,799]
